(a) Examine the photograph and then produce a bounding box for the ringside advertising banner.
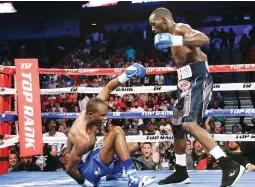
[15,59,43,157]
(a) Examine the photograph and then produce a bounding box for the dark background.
[0,1,255,38]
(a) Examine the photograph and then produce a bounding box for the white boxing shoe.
[127,169,157,187]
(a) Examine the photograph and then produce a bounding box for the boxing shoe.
[217,156,245,187]
[158,164,190,185]
[126,169,156,187]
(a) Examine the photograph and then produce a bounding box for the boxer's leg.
[99,126,156,186]
[106,142,139,181]
[182,73,245,187]
[128,142,139,154]
[158,100,190,185]
[112,142,139,172]
[182,74,216,152]
[100,126,131,165]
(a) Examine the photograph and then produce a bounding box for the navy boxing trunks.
[173,61,212,125]
[77,139,120,186]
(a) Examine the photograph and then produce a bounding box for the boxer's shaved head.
[150,7,172,20]
[149,7,174,33]
[86,98,107,115]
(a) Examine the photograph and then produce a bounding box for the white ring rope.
[0,82,254,95]
[1,134,255,149]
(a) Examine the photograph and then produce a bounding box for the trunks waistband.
[177,61,209,81]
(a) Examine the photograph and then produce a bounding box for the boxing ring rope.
[0,82,255,95]
[0,63,255,75]
[0,62,255,170]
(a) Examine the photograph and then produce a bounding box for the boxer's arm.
[97,63,146,101]
[178,24,209,47]
[66,143,88,184]
[97,78,120,102]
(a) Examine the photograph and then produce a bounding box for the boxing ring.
[0,60,255,186]
[0,170,255,187]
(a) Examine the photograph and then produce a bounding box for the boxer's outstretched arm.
[178,24,209,47]
[66,142,89,184]
[96,78,121,102]
[97,64,146,101]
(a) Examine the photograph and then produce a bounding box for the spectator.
[136,143,157,170]
[48,78,58,89]
[155,74,165,85]
[52,102,64,113]
[191,140,207,169]
[206,116,225,133]
[58,124,66,133]
[108,96,115,109]
[239,34,250,63]
[130,100,145,130]
[11,156,41,172]
[196,153,219,170]
[209,27,220,41]
[43,120,66,154]
[219,28,228,50]
[168,98,175,110]
[143,122,157,135]
[78,94,90,111]
[249,25,255,44]
[232,125,241,134]
[159,101,168,111]
[227,141,255,171]
[8,153,19,172]
[80,79,88,87]
[122,119,140,135]
[57,147,70,171]
[228,27,236,49]
[214,123,224,134]
[125,45,136,62]
[239,130,255,165]
[186,140,195,170]
[186,139,193,156]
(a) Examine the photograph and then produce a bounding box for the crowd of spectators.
[1,24,255,173]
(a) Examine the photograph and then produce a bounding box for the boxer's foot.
[217,156,245,187]
[126,169,156,187]
[158,165,190,185]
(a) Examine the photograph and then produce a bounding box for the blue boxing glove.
[117,63,146,83]
[154,33,183,51]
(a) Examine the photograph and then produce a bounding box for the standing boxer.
[149,7,245,187]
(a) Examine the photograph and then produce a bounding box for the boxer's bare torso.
[67,110,97,155]
[171,23,208,68]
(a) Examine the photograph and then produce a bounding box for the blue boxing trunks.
[173,61,213,125]
[77,139,119,186]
